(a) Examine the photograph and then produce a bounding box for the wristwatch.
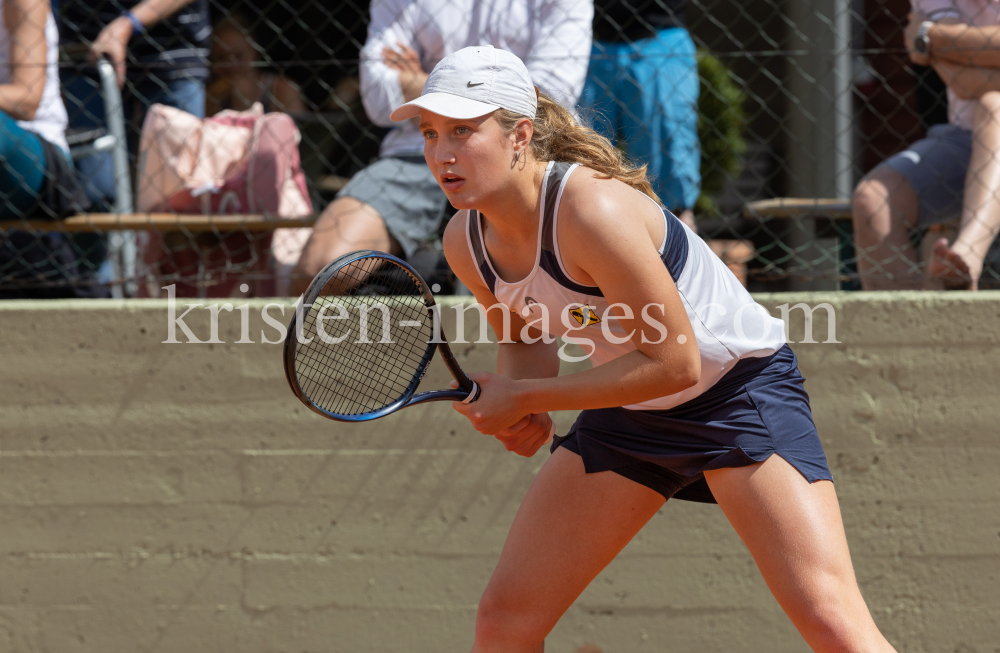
[914,20,933,55]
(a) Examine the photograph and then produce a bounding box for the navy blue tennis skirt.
[551,344,832,503]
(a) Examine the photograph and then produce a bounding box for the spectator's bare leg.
[852,167,921,290]
[930,91,1000,290]
[290,197,402,296]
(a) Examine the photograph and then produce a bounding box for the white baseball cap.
[389,45,537,122]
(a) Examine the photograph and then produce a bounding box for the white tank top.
[465,161,787,411]
[0,2,69,152]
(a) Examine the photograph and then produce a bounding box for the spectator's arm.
[0,0,48,121]
[926,22,1000,68]
[523,0,593,108]
[933,60,1000,99]
[904,11,960,66]
[384,43,427,103]
[90,0,198,87]
[359,0,423,127]
[127,0,196,29]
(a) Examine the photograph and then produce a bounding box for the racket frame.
[283,250,480,422]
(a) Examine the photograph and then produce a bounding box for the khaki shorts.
[337,155,449,259]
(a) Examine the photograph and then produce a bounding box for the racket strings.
[299,298,424,412]
[294,257,434,416]
[298,296,425,413]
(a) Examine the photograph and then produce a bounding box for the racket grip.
[461,381,481,404]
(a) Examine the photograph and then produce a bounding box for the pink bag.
[135,103,313,297]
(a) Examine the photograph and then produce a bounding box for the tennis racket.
[283,250,481,421]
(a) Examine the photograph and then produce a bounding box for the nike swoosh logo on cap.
[467,81,484,87]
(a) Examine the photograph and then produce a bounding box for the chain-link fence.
[0,0,997,297]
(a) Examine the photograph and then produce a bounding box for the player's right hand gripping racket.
[283,250,480,421]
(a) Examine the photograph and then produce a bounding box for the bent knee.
[853,168,917,229]
[474,589,550,650]
[852,179,886,234]
[854,168,910,208]
[979,90,1000,113]
[786,576,878,652]
[292,238,328,278]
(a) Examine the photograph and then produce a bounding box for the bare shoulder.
[558,168,622,225]
[557,167,662,249]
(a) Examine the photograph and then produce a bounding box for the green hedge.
[696,51,747,217]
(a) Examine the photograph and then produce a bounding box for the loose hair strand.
[495,93,660,204]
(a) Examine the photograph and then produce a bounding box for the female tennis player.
[390,45,898,653]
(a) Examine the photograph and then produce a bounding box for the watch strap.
[916,20,933,55]
[123,11,145,34]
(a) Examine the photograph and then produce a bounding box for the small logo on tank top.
[524,297,539,314]
[569,304,601,327]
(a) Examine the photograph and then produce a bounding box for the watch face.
[915,23,931,54]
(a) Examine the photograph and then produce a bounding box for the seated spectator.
[61,0,212,205]
[206,13,306,116]
[853,0,1000,290]
[0,0,93,298]
[290,0,593,296]
[1,0,65,217]
[581,0,698,230]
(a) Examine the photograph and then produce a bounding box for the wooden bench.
[743,198,852,222]
[743,198,855,289]
[0,214,320,298]
[0,213,317,233]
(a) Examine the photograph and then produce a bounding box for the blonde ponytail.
[495,93,660,204]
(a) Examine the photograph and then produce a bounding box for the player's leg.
[852,166,922,290]
[931,91,1000,289]
[704,455,897,653]
[472,446,666,653]
[290,196,399,295]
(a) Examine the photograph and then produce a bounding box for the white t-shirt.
[0,2,69,152]
[912,0,1000,130]
[361,0,593,157]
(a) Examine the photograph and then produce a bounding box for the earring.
[514,150,521,163]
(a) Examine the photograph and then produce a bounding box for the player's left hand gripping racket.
[283,250,480,421]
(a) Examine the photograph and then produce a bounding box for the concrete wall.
[0,293,997,653]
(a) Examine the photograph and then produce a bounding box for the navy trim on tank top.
[466,164,689,296]
[541,215,688,294]
[541,165,689,292]
[467,210,497,294]
[539,250,605,296]
[660,209,689,282]
[541,162,572,253]
[541,162,607,296]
